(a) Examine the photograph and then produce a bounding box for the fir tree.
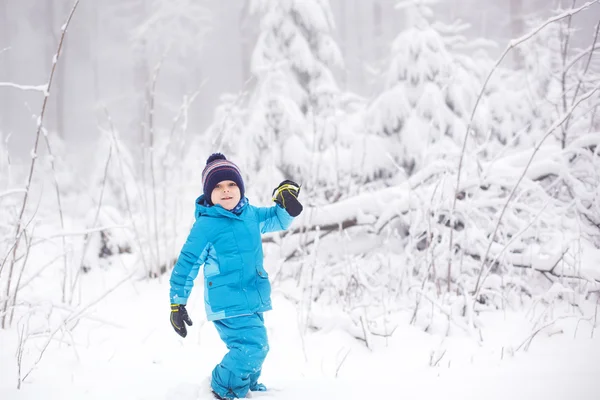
[365,0,488,177]
[239,0,349,201]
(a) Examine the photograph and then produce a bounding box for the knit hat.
[202,153,245,204]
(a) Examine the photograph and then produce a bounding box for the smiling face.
[210,180,241,210]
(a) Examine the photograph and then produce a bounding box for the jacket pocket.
[206,271,242,311]
[255,265,271,305]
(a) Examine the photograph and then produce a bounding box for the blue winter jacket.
[169,195,294,321]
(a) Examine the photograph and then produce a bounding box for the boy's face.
[211,180,241,210]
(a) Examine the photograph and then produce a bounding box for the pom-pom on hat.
[202,153,245,204]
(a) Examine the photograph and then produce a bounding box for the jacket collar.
[195,195,248,220]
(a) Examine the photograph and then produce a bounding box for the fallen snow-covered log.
[269,159,454,236]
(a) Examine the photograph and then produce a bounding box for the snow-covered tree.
[130,0,211,64]
[234,0,351,202]
[365,0,489,177]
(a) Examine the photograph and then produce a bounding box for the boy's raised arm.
[256,204,294,234]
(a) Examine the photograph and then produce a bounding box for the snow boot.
[212,390,235,400]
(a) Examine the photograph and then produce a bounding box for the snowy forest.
[1,0,600,399]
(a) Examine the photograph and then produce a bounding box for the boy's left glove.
[272,180,303,217]
[170,304,193,338]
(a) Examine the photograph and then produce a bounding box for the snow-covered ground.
[1,264,598,400]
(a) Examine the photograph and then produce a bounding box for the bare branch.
[515,316,573,352]
[147,55,166,275]
[39,126,69,303]
[559,0,577,148]
[429,348,447,367]
[16,322,26,389]
[70,138,113,303]
[414,289,472,335]
[593,299,598,339]
[565,44,600,74]
[8,229,33,326]
[335,348,351,378]
[511,262,600,283]
[358,314,371,350]
[570,21,600,105]
[104,107,150,274]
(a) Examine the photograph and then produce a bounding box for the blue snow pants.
[211,313,269,399]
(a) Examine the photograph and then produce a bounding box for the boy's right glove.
[272,180,303,217]
[170,304,193,338]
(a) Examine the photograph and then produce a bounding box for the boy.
[169,153,303,400]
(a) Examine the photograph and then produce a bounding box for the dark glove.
[272,180,303,217]
[170,304,193,338]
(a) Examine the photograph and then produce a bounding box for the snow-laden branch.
[0,82,47,93]
[474,85,600,296]
[566,132,600,149]
[510,253,600,283]
[290,160,453,232]
[0,188,26,199]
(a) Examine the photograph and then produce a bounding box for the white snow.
[1,267,599,400]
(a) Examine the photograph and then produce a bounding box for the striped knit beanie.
[202,153,245,204]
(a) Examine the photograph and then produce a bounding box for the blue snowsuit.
[169,195,294,398]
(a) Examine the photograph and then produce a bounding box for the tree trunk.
[355,0,365,93]
[338,0,348,89]
[50,0,67,139]
[0,1,11,137]
[134,0,150,160]
[239,0,252,83]
[509,0,525,68]
[91,0,100,104]
[373,0,383,60]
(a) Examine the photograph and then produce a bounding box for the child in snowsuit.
[169,153,303,400]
